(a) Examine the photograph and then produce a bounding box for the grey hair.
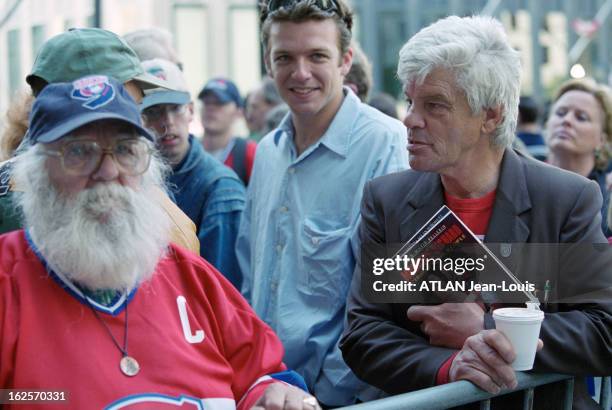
[397,15,521,148]
[12,138,172,292]
[123,27,181,67]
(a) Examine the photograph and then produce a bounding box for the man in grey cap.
[141,58,246,289]
[0,28,199,252]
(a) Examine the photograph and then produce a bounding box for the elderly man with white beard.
[0,75,318,410]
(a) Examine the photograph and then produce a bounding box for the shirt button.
[288,168,295,174]
[280,206,288,212]
[276,244,282,253]
[312,237,320,246]
[271,282,277,291]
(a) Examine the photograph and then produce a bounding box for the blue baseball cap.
[198,77,243,107]
[28,75,155,144]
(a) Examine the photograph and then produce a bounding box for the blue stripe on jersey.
[24,229,137,316]
[270,370,309,392]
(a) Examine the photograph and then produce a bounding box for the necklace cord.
[87,300,129,358]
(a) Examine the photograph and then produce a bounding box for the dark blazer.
[340,149,612,409]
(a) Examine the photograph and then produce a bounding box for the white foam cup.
[492,307,545,371]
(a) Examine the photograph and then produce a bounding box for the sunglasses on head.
[266,0,340,17]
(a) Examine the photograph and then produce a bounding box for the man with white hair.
[141,58,245,288]
[340,15,611,409]
[0,75,317,409]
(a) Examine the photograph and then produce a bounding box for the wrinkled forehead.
[404,67,461,98]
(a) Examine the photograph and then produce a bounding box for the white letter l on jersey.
[176,296,205,344]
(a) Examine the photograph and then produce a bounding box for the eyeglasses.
[267,0,339,14]
[141,104,189,123]
[41,137,153,176]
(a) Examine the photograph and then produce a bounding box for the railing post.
[601,377,611,409]
[522,387,534,409]
[562,378,574,410]
[479,399,491,410]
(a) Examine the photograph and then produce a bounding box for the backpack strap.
[231,138,248,185]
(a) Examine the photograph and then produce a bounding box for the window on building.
[378,12,407,98]
[8,29,22,98]
[31,25,45,62]
[229,6,261,92]
[174,4,208,97]
[64,19,75,31]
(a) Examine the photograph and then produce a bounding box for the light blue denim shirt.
[236,89,408,406]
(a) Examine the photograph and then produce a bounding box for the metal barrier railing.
[338,373,612,410]
[601,376,611,409]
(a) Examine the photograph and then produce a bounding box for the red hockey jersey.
[0,230,287,409]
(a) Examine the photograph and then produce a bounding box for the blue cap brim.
[33,112,155,143]
[140,91,191,111]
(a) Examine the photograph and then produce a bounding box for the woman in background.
[547,78,612,235]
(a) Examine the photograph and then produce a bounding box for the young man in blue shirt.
[236,0,408,406]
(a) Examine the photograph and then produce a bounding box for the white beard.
[14,149,171,292]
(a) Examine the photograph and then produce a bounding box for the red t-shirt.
[444,189,497,238]
[435,189,497,385]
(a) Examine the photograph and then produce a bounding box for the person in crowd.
[0,28,199,252]
[0,91,30,161]
[245,77,283,141]
[261,103,290,136]
[516,96,548,161]
[340,15,611,410]
[140,58,246,289]
[123,27,183,70]
[0,92,31,233]
[368,92,399,119]
[344,40,372,102]
[200,78,257,185]
[0,75,317,409]
[546,78,612,235]
[236,0,408,406]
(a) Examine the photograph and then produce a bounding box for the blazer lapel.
[398,172,445,241]
[485,149,532,278]
[485,149,531,243]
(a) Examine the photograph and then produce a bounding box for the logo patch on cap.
[71,75,115,110]
[146,66,167,81]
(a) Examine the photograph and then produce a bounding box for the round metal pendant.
[120,356,140,377]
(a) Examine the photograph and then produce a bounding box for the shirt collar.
[273,87,360,158]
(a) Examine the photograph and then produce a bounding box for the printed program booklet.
[392,205,538,304]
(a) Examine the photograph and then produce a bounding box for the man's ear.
[264,51,274,78]
[481,105,503,134]
[340,47,353,77]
